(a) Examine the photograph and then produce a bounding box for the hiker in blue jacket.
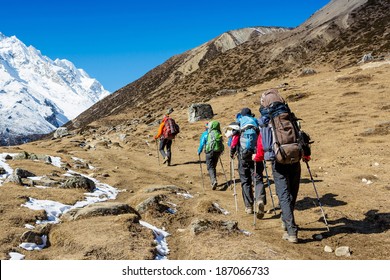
[234,108,266,218]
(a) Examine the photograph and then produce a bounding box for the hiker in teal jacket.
[197,121,223,190]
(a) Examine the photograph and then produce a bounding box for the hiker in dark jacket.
[198,121,223,190]
[255,90,312,243]
[154,108,174,166]
[233,108,266,217]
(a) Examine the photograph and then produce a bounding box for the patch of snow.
[177,192,193,199]
[9,252,25,260]
[22,198,71,224]
[139,220,170,260]
[0,153,17,184]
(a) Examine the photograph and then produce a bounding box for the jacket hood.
[208,120,220,131]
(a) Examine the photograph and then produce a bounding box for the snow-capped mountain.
[0,32,110,145]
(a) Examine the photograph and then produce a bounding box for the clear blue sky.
[1,0,330,92]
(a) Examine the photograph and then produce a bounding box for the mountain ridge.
[0,32,110,145]
[68,0,389,131]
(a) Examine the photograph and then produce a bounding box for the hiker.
[258,88,312,243]
[154,108,179,166]
[224,122,240,156]
[197,120,224,190]
[234,108,266,218]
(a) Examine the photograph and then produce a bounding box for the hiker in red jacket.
[154,108,174,166]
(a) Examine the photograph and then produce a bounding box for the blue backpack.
[259,115,275,161]
[238,115,259,159]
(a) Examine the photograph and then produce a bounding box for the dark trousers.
[272,161,301,236]
[238,157,265,208]
[159,138,172,163]
[206,151,221,185]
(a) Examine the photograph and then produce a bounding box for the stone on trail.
[335,246,351,257]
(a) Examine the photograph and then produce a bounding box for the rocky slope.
[68,0,389,131]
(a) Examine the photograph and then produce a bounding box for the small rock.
[0,167,6,175]
[374,162,379,166]
[20,231,43,245]
[335,246,351,257]
[324,246,333,253]
[314,234,323,240]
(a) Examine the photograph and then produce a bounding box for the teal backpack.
[205,120,224,153]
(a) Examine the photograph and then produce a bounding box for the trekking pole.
[253,163,257,227]
[305,161,330,232]
[198,154,206,193]
[219,157,228,186]
[156,139,160,166]
[231,158,238,213]
[229,157,233,190]
[263,161,277,215]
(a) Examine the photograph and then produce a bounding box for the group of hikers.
[154,89,314,244]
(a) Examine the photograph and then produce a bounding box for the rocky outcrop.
[188,104,214,123]
[62,202,139,221]
[61,175,96,192]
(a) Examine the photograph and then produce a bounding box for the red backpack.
[163,117,180,139]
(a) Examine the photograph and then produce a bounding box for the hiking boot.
[282,232,298,243]
[245,207,253,214]
[211,181,218,190]
[256,201,265,219]
[162,157,168,164]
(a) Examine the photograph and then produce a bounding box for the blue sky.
[1,0,330,92]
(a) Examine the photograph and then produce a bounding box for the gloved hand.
[303,155,311,162]
[230,151,235,159]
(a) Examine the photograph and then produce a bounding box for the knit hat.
[166,108,174,115]
[241,107,252,116]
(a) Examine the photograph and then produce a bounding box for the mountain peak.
[0,32,110,145]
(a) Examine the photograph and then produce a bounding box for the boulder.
[136,194,169,214]
[188,104,214,123]
[4,174,23,185]
[190,219,239,235]
[360,53,374,63]
[61,202,140,221]
[62,175,95,192]
[20,231,44,245]
[15,168,36,178]
[53,127,69,138]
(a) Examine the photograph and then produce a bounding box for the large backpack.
[238,115,259,160]
[163,117,180,140]
[206,120,224,153]
[260,89,312,164]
